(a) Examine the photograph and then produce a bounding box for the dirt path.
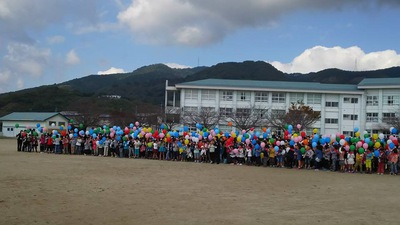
[0,138,398,225]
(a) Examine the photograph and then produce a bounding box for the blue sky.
[0,0,400,93]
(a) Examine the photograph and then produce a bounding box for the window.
[236,108,251,117]
[272,93,285,103]
[220,108,233,117]
[58,122,65,127]
[325,118,338,124]
[366,113,378,122]
[343,114,358,120]
[366,96,378,106]
[308,94,322,104]
[255,92,268,102]
[201,90,216,101]
[343,131,354,137]
[382,113,396,123]
[384,95,399,106]
[7,128,14,131]
[221,91,233,101]
[48,121,56,126]
[343,97,358,104]
[237,91,250,102]
[290,93,304,103]
[325,101,339,107]
[200,107,215,113]
[185,89,198,100]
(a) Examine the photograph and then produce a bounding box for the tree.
[266,101,321,131]
[182,107,221,130]
[226,105,269,131]
[379,106,400,132]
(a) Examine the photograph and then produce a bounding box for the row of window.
[366,95,399,106]
[325,113,396,124]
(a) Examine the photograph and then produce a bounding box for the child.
[193,144,200,163]
[269,146,276,167]
[305,146,314,169]
[181,144,187,161]
[331,146,338,172]
[377,148,386,175]
[152,140,158,159]
[200,146,207,163]
[158,140,165,160]
[355,151,363,173]
[365,149,373,174]
[388,148,399,175]
[237,145,245,165]
[186,144,193,161]
[339,148,345,172]
[62,136,69,154]
[246,144,252,166]
[347,150,355,173]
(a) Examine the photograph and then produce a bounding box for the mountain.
[1,61,400,117]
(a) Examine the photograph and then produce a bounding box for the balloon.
[374,142,381,148]
[274,146,279,152]
[227,121,233,126]
[392,128,398,134]
[339,139,345,146]
[245,139,250,145]
[362,143,368,149]
[389,143,395,149]
[350,145,355,151]
[313,128,318,134]
[378,133,384,140]
[74,128,78,133]
[36,123,41,128]
[300,147,305,154]
[354,127,359,132]
[358,148,365,154]
[355,132,360,137]
[300,131,306,137]
[297,124,301,130]
[260,142,266,148]
[15,123,19,128]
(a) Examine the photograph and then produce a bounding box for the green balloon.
[300,147,306,154]
[358,148,365,154]
[350,145,355,151]
[364,133,369,138]
[15,123,19,128]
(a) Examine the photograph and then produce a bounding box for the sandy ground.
[0,138,399,225]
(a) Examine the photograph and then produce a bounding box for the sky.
[1,0,400,93]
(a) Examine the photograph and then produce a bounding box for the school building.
[165,77,400,135]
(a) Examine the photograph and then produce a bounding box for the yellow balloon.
[148,127,152,133]
[217,134,221,138]
[372,133,378,140]
[166,133,171,138]
[143,128,147,133]
[231,132,237,138]
[355,131,360,137]
[237,136,242,142]
[313,128,318,134]
[293,133,298,138]
[200,131,204,136]
[374,142,381,148]
[179,148,183,153]
[184,139,189,145]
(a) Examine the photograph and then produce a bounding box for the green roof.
[358,77,400,87]
[0,112,65,121]
[176,79,360,92]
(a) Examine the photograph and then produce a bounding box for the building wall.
[176,86,399,136]
[1,115,69,137]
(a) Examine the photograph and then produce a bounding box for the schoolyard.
[0,138,398,225]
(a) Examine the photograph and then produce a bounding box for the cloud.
[47,35,65,45]
[117,0,400,46]
[65,50,80,65]
[0,42,52,91]
[97,67,126,75]
[270,46,400,73]
[163,63,191,69]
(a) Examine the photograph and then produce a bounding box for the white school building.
[165,77,400,135]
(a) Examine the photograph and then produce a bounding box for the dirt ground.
[0,138,399,225]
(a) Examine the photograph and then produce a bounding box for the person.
[200,145,207,163]
[365,149,373,174]
[84,138,91,155]
[388,148,398,175]
[305,145,314,169]
[355,151,363,173]
[377,148,386,175]
[16,131,23,151]
[269,146,276,167]
[39,134,46,152]
[347,150,355,173]
[134,138,141,159]
[54,134,61,154]
[237,144,245,165]
[331,145,338,171]
[70,136,76,155]
[31,135,38,152]
[104,136,110,157]
[97,139,104,157]
[215,138,221,164]
[193,143,200,163]
[152,140,158,159]
[209,141,216,163]
[314,145,323,171]
[76,136,83,155]
[62,135,69,154]
[339,147,345,172]
[246,144,252,166]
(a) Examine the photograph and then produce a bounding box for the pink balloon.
[208,135,213,140]
[145,133,152,139]
[362,143,368,149]
[140,131,145,136]
[260,142,266,148]
[356,141,362,148]
[294,137,299,143]
[132,127,137,131]
[276,141,281,146]
[198,135,203,140]
[296,124,301,129]
[159,133,165,139]
[344,145,350,151]
[245,139,250,145]
[242,130,246,134]
[110,133,115,138]
[135,121,139,126]
[110,128,114,132]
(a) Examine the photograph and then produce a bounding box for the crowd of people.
[15,123,400,176]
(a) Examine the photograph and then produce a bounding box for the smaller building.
[0,112,69,137]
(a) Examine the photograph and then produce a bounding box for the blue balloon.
[325,137,330,143]
[184,126,189,132]
[102,137,106,141]
[365,138,370,144]
[288,125,293,130]
[290,140,295,146]
[36,123,41,128]
[389,143,395,149]
[266,128,271,133]
[59,126,63,130]
[73,133,78,138]
[116,136,121,141]
[255,144,260,150]
[319,138,326,144]
[104,125,108,129]
[179,128,183,132]
[89,129,94,135]
[129,123,134,128]
[312,142,317,148]
[354,127,359,132]
[274,146,279,152]
[374,150,380,157]
[225,132,229,137]
[214,128,219,134]
[263,133,267,139]
[68,125,72,130]
[177,141,182,147]
[74,128,78,133]
[392,128,398,134]
[255,131,260,137]
[251,139,256,145]
[204,132,209,137]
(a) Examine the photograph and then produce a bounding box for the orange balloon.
[227,122,233,126]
